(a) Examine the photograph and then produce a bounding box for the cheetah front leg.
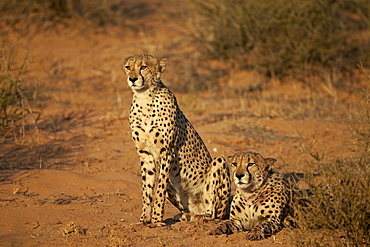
[138,155,157,225]
[208,220,240,235]
[246,218,284,240]
[149,155,171,227]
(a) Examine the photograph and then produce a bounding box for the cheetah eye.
[125,66,131,70]
[140,66,147,70]
[247,162,255,167]
[231,162,237,167]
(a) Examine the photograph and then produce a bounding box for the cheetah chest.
[130,103,173,161]
[232,191,262,231]
[132,120,162,158]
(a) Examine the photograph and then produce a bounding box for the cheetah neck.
[133,89,154,103]
[236,186,254,198]
[132,81,165,95]
[236,176,266,194]
[132,81,164,102]
[237,173,273,196]
[132,85,159,103]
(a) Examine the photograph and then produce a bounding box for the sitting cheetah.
[209,151,291,240]
[123,54,231,227]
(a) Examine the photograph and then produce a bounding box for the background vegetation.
[289,70,370,246]
[2,0,369,83]
[0,41,38,140]
[0,0,128,33]
[185,0,370,81]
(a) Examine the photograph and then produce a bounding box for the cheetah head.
[228,151,276,193]
[123,54,168,92]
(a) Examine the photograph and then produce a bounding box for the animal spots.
[209,151,291,241]
[124,54,231,227]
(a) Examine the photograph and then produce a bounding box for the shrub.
[291,158,370,246]
[0,42,27,129]
[289,68,370,246]
[0,41,40,140]
[186,0,370,79]
[0,0,129,31]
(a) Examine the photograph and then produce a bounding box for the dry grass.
[290,158,370,246]
[184,0,370,81]
[288,69,370,246]
[0,0,130,35]
[61,221,87,236]
[348,64,370,152]
[0,41,40,142]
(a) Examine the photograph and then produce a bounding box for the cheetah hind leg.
[203,156,231,220]
[174,156,231,222]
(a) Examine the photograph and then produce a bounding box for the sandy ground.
[0,1,364,246]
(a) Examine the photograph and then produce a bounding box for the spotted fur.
[209,151,291,240]
[124,54,231,227]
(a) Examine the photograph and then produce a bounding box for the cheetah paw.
[173,213,192,221]
[147,221,166,228]
[173,213,213,222]
[246,230,264,241]
[208,227,225,235]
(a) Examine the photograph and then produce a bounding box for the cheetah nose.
[235,173,244,180]
[129,77,138,83]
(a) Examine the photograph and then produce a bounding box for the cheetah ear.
[124,56,133,63]
[158,59,168,73]
[265,158,276,169]
[227,155,234,163]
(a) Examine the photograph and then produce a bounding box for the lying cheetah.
[123,54,231,227]
[209,151,291,240]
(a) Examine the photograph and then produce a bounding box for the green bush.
[186,0,370,79]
